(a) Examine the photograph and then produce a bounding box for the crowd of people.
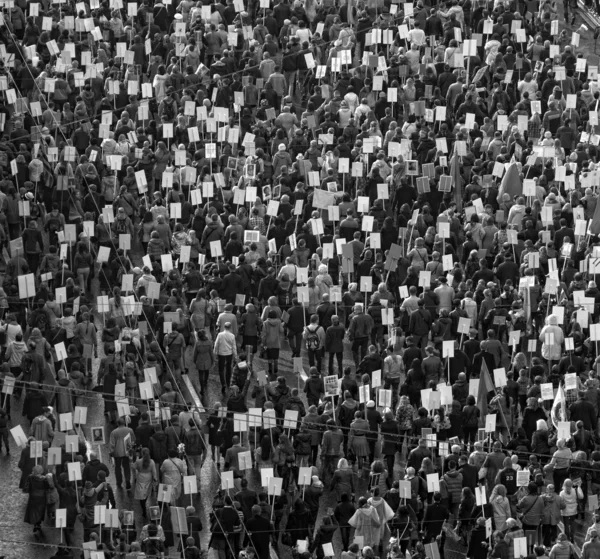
[4,0,600,558]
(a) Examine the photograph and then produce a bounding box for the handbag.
[281,532,294,547]
[433,321,450,344]
[517,495,540,520]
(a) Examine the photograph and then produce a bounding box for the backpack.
[513,314,527,333]
[273,387,290,416]
[102,176,116,202]
[161,98,176,121]
[305,326,321,351]
[465,409,479,427]
[118,194,135,217]
[29,310,48,332]
[45,213,61,233]
[21,353,35,380]
[114,216,129,235]
[287,399,303,416]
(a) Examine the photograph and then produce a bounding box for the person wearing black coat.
[380,412,400,483]
[285,499,311,546]
[221,267,245,304]
[82,452,110,484]
[246,505,274,559]
[422,492,449,543]
[467,517,489,559]
[23,383,48,422]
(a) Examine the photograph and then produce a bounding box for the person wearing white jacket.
[490,484,512,532]
[560,478,583,541]
[213,322,237,394]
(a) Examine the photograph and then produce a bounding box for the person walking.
[214,322,238,394]
[132,447,158,519]
[108,417,136,490]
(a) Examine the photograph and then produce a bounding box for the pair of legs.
[307,348,322,372]
[77,267,90,294]
[114,455,131,488]
[266,348,280,380]
[288,331,302,357]
[351,337,368,368]
[217,354,233,391]
[328,351,343,376]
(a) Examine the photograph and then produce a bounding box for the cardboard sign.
[513,537,527,559]
[485,414,496,433]
[283,410,299,429]
[55,508,67,529]
[238,450,252,471]
[171,506,188,535]
[493,368,507,388]
[324,375,339,396]
[183,475,197,495]
[298,467,312,486]
[157,484,173,503]
[517,470,530,487]
[268,477,283,496]
[426,473,440,492]
[67,462,82,482]
[475,486,487,506]
[541,383,554,400]
[399,480,411,499]
[442,341,454,358]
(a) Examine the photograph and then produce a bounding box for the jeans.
[385,453,396,484]
[340,526,351,550]
[0,429,8,452]
[562,515,575,541]
[283,71,297,96]
[288,331,302,357]
[188,454,204,480]
[554,468,570,494]
[311,445,319,466]
[328,352,343,376]
[218,354,233,389]
[197,369,209,394]
[77,267,90,294]
[167,355,183,378]
[351,337,369,368]
[463,427,477,448]
[543,524,557,547]
[308,348,322,372]
[27,252,40,274]
[370,326,384,349]
[114,455,131,487]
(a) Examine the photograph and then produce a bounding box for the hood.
[342,399,357,408]
[152,431,167,442]
[360,506,377,517]
[446,470,461,478]
[454,379,466,387]
[58,378,70,387]
[267,318,280,326]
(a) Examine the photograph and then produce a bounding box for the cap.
[367,400,375,408]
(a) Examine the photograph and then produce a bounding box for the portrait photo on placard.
[91,427,105,444]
